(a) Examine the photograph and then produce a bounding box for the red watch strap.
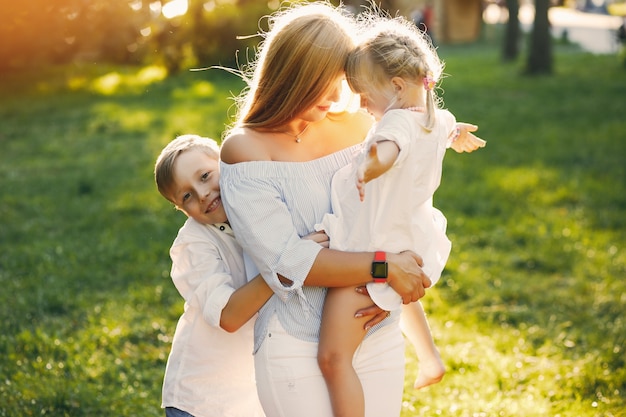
[374,251,386,262]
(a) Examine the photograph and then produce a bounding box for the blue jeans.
[165,407,194,417]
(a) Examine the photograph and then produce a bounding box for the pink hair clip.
[423,71,436,91]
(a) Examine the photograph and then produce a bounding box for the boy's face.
[170,148,227,225]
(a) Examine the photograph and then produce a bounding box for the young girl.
[315,15,486,417]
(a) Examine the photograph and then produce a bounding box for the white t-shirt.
[161,218,264,417]
[317,108,456,309]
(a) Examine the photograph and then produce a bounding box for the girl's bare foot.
[413,357,445,389]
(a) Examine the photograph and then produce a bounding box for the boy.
[154,134,268,417]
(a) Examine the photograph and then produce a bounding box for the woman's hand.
[386,251,431,304]
[354,285,390,330]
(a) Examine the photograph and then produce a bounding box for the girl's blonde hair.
[154,134,220,203]
[227,2,356,134]
[346,14,443,130]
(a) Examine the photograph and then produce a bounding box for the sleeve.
[220,163,323,300]
[440,109,458,148]
[370,111,414,167]
[169,230,236,328]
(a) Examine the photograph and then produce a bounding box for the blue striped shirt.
[220,145,395,353]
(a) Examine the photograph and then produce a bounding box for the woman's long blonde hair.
[227,2,356,135]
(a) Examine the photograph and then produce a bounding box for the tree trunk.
[502,0,520,61]
[526,0,552,75]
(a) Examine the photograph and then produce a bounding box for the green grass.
[0,44,624,416]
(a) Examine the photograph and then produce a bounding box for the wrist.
[447,126,461,148]
[370,251,388,283]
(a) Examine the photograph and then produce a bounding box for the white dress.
[317,108,456,310]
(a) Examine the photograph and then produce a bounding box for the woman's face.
[300,74,345,121]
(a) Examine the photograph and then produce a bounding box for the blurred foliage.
[154,0,278,74]
[0,0,411,75]
[0,0,276,73]
[0,0,153,70]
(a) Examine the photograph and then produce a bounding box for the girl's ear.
[391,76,406,93]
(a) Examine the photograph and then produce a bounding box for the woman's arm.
[220,116,429,303]
[219,166,430,302]
[307,249,431,304]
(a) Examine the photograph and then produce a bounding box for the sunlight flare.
[162,0,188,19]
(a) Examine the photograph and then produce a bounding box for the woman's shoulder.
[220,128,272,164]
[328,109,373,130]
[325,109,373,146]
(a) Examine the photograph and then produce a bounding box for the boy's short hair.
[155,134,220,203]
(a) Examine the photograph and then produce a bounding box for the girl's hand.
[356,142,385,202]
[357,140,400,201]
[450,122,486,153]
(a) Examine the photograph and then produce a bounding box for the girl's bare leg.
[400,302,445,389]
[318,286,372,417]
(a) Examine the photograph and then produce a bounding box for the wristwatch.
[371,251,388,283]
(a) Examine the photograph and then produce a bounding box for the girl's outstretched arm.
[449,122,486,153]
[357,139,400,201]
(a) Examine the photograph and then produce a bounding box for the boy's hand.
[450,123,486,153]
[302,230,329,248]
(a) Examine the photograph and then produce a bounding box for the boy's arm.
[220,230,330,332]
[357,139,400,201]
[220,274,273,333]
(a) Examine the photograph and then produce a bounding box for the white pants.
[255,315,405,417]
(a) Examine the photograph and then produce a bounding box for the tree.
[526,0,552,74]
[502,0,520,61]
[0,0,151,72]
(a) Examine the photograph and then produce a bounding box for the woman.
[219,3,430,416]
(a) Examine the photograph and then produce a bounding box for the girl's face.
[358,85,396,121]
[170,149,227,225]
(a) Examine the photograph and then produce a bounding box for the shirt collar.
[212,222,234,236]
